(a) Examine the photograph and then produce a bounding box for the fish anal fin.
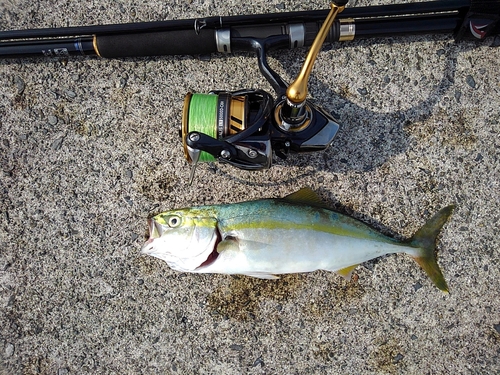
[335,264,359,280]
[283,187,327,207]
[242,273,280,280]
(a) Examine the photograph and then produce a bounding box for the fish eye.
[168,215,181,228]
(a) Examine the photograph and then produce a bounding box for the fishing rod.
[1,0,499,182]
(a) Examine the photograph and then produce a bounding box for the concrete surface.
[1,0,499,374]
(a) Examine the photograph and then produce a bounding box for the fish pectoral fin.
[334,264,359,280]
[217,237,271,253]
[242,272,280,280]
[216,237,239,253]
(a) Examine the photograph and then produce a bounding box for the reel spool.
[182,90,275,182]
[182,92,248,163]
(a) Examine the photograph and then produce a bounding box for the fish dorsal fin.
[282,187,326,207]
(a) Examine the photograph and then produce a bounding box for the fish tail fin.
[407,205,455,293]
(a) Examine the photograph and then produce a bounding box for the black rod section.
[0,0,470,41]
[0,13,471,59]
[344,14,463,39]
[0,37,95,58]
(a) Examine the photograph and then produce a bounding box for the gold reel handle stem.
[286,3,344,105]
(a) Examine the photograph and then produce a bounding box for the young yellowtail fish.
[142,188,454,291]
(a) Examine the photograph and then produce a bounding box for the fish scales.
[207,200,408,274]
[142,188,454,291]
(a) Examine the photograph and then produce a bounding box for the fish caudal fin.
[408,205,455,293]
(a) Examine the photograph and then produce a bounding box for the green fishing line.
[188,93,218,162]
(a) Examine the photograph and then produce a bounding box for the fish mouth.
[141,219,163,254]
[148,219,163,238]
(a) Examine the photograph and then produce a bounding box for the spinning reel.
[182,1,348,182]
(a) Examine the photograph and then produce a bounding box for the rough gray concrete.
[1,0,499,374]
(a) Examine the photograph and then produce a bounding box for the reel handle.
[281,2,345,127]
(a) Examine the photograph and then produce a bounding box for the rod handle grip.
[94,29,217,58]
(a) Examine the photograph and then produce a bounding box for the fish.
[141,188,454,292]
